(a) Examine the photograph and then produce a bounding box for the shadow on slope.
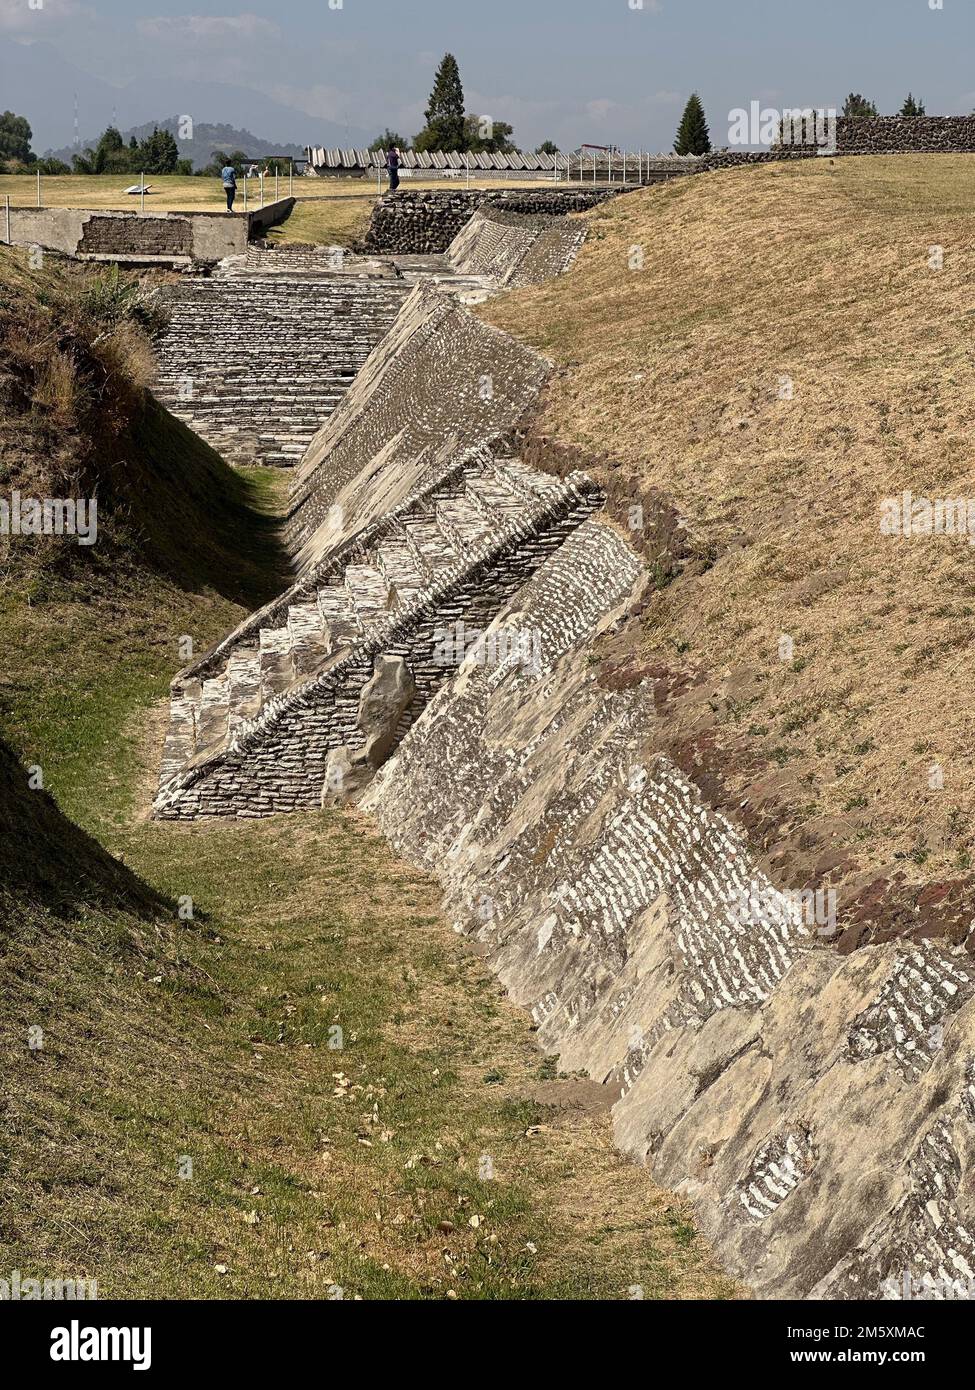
[0,736,163,918]
[0,248,290,827]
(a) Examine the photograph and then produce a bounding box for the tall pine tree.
[674,94,711,155]
[899,94,926,117]
[414,53,466,151]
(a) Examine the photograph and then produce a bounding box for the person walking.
[221,161,237,212]
[386,145,400,193]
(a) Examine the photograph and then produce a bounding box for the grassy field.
[0,172,564,212]
[0,247,735,1299]
[0,171,567,248]
[483,152,975,901]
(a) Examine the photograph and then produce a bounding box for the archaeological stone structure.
[154,257,411,466]
[149,183,975,1300]
[2,200,295,265]
[446,205,588,287]
[360,188,620,254]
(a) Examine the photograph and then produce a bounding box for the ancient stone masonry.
[286,283,552,569]
[153,230,586,818]
[148,181,975,1295]
[699,115,975,171]
[364,520,975,1300]
[154,259,409,466]
[361,189,618,254]
[79,214,193,258]
[153,447,603,818]
[446,206,587,287]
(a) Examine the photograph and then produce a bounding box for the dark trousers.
[225,185,236,211]
[388,167,399,191]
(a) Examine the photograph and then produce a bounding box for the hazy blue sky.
[2,0,973,154]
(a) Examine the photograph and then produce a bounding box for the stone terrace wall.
[361,188,619,254]
[365,517,975,1300]
[154,473,602,819]
[446,206,587,287]
[285,284,551,571]
[701,114,975,170]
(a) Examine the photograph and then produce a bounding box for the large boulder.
[356,654,415,767]
[320,656,416,808]
[320,745,373,808]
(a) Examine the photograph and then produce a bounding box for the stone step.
[259,625,295,699]
[345,562,391,624]
[435,495,493,550]
[160,689,199,783]
[374,537,426,608]
[287,601,329,676]
[491,455,551,490]
[466,471,530,518]
[226,648,263,734]
[402,516,460,578]
[317,583,361,648]
[197,675,230,750]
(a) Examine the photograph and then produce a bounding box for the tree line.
[0,79,938,178]
[674,93,930,156]
[0,114,193,175]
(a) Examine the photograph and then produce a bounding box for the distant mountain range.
[2,38,370,159]
[46,119,308,171]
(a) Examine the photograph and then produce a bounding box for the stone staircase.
[446,206,587,287]
[154,445,603,817]
[154,273,409,466]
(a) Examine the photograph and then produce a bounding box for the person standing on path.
[386,145,400,192]
[221,161,237,212]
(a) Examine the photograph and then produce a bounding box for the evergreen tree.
[674,93,711,155]
[899,93,926,117]
[842,93,879,118]
[414,53,466,150]
[138,127,180,174]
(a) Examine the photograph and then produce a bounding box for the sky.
[1,0,973,155]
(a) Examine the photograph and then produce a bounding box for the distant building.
[304,147,563,179]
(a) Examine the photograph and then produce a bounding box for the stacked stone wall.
[365,518,975,1300]
[154,477,601,818]
[78,214,193,256]
[361,188,619,254]
[699,115,975,171]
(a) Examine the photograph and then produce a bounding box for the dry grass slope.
[0,248,735,1299]
[483,155,975,930]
